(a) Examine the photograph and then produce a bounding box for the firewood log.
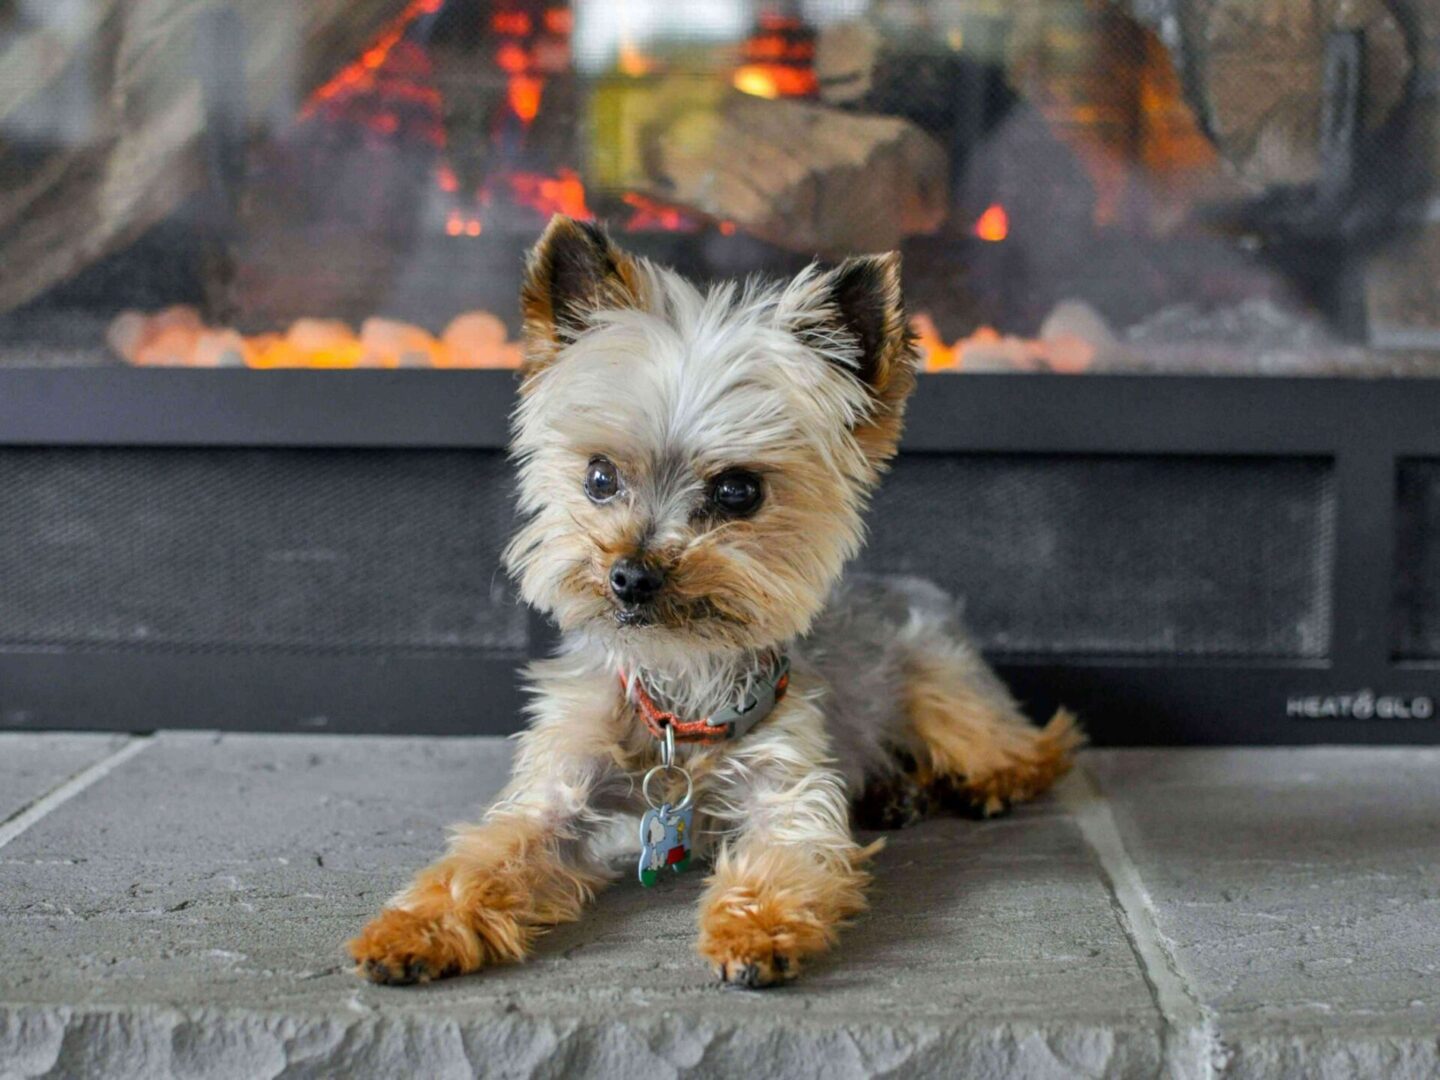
[608,82,948,256]
[0,0,409,316]
[1179,0,1412,189]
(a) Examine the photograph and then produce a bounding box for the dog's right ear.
[519,215,642,384]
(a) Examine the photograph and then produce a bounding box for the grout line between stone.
[1057,765,1223,1080]
[0,735,155,850]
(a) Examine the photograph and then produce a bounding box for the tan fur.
[841,252,917,479]
[904,651,1084,816]
[519,216,645,386]
[697,841,877,987]
[348,813,606,984]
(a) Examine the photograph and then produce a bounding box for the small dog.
[350,215,1080,988]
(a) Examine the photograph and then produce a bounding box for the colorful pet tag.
[638,802,693,886]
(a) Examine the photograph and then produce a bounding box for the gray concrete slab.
[5,738,1439,1078]
[0,733,1162,1079]
[1087,749,1440,1080]
[0,733,131,823]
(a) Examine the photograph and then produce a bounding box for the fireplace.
[0,1,1437,743]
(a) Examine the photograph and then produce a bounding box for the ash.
[1124,299,1339,351]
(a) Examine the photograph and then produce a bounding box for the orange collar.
[620,657,790,744]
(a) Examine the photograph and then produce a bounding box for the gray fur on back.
[794,574,1021,790]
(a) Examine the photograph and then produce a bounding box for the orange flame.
[507,168,592,220]
[302,0,443,118]
[617,40,658,77]
[911,315,1096,374]
[490,11,531,35]
[508,75,543,123]
[621,192,701,232]
[974,204,1009,242]
[732,63,816,99]
[733,14,817,99]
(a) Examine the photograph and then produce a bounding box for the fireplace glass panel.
[1395,459,1440,660]
[0,1,1436,374]
[0,448,526,653]
[859,454,1336,658]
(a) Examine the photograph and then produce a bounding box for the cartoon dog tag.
[638,802,693,886]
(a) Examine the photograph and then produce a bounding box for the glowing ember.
[974,204,1009,243]
[109,307,523,370]
[910,313,1096,374]
[490,11,531,35]
[621,193,701,233]
[507,168,592,220]
[507,75,544,123]
[910,314,958,371]
[617,40,658,78]
[301,0,445,135]
[733,12,817,99]
[733,64,817,99]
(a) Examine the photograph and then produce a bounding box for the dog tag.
[638,802,693,887]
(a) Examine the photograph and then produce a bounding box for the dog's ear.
[519,215,642,384]
[816,252,910,393]
[809,252,918,471]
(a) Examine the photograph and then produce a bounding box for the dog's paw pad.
[700,905,808,990]
[349,908,477,986]
[715,953,790,990]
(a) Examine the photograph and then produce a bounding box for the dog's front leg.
[351,697,624,985]
[696,702,877,988]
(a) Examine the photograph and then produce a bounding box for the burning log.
[612,83,947,256]
[0,0,416,316]
[1180,0,1412,190]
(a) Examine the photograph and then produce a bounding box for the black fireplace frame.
[0,368,1436,745]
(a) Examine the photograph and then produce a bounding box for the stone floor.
[1,733,1437,1079]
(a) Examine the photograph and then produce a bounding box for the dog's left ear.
[811,252,918,471]
[519,215,642,385]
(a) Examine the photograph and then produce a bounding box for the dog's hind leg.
[901,642,1082,818]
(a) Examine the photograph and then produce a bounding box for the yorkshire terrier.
[350,215,1080,989]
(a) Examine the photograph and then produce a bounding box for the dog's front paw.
[349,907,481,986]
[698,902,813,989]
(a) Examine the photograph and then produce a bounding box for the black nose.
[609,557,664,605]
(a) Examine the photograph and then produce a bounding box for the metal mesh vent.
[858,454,1335,658]
[0,448,526,653]
[1394,460,1440,660]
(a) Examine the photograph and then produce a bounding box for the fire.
[733,12,817,99]
[507,168,592,220]
[911,314,1096,374]
[507,75,544,123]
[302,0,444,126]
[733,66,781,99]
[732,63,817,99]
[911,314,959,371]
[490,11,531,35]
[617,39,658,78]
[621,193,700,232]
[974,204,1009,242]
[109,308,524,370]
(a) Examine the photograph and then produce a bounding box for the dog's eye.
[710,470,763,516]
[585,457,621,503]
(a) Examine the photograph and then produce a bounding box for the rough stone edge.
[1219,1031,1440,1080]
[0,1003,1165,1080]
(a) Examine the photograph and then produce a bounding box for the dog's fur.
[350,216,1080,988]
